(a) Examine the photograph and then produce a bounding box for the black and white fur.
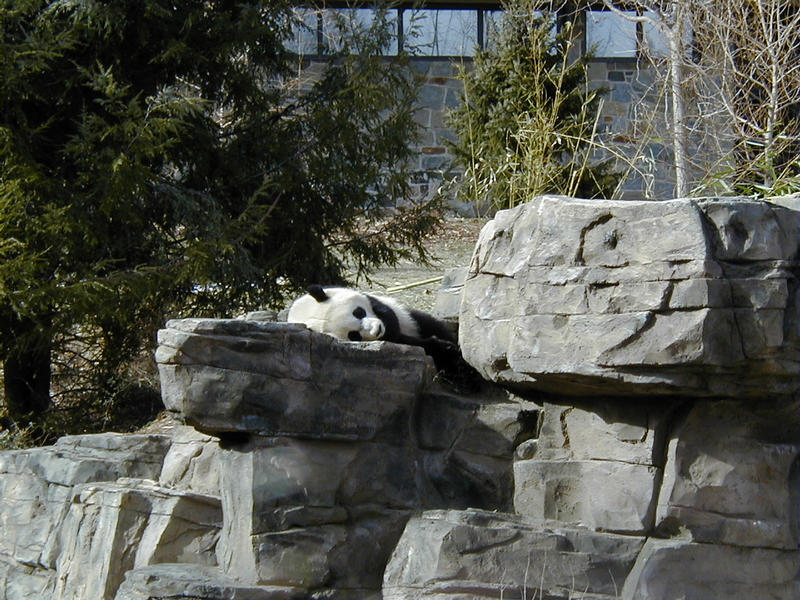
[288,285,480,391]
[288,284,456,346]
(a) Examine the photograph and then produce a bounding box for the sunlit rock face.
[1,194,798,600]
[460,195,799,398]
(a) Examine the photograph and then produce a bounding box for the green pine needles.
[1,0,435,440]
[448,2,619,211]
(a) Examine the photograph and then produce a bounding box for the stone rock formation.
[0,195,797,599]
[1,319,524,599]
[383,509,646,600]
[389,195,799,600]
[0,431,219,599]
[459,195,799,397]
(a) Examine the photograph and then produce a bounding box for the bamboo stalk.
[385,276,444,294]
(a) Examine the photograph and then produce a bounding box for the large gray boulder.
[621,538,799,600]
[513,400,672,534]
[156,319,433,441]
[0,434,171,572]
[214,435,414,589]
[460,196,800,397]
[2,190,798,600]
[383,509,644,600]
[51,480,221,600]
[394,194,799,600]
[0,433,207,600]
[655,398,799,549]
[154,319,524,598]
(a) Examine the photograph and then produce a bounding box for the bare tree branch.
[607,0,800,195]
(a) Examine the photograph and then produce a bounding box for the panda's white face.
[287,287,385,342]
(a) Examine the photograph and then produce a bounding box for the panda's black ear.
[307,285,329,303]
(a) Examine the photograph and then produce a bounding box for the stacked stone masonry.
[410,60,677,204]
[298,59,674,210]
[0,195,797,599]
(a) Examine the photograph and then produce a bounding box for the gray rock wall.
[0,432,220,599]
[384,195,799,600]
[158,319,522,598]
[0,195,797,599]
[0,318,525,600]
[459,196,799,397]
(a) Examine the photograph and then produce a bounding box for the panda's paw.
[422,336,459,354]
[434,362,484,395]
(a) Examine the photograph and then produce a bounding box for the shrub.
[448,1,619,211]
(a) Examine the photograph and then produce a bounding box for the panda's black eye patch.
[348,331,362,341]
[352,307,366,319]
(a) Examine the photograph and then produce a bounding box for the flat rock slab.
[0,433,171,487]
[114,564,307,600]
[116,564,383,600]
[621,538,800,600]
[156,319,433,440]
[383,509,644,600]
[460,196,800,397]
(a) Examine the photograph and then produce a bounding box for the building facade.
[291,2,679,206]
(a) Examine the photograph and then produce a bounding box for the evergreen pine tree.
[0,1,435,439]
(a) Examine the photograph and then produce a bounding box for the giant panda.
[288,285,481,392]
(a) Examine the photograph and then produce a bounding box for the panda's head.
[287,285,385,342]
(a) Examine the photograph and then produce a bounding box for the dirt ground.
[364,217,487,312]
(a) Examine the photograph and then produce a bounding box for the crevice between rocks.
[575,213,614,266]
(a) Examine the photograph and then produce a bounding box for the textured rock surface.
[0,555,54,600]
[416,391,534,509]
[115,564,308,600]
[386,393,800,599]
[52,480,220,600]
[1,196,798,599]
[513,400,673,534]
[214,436,412,589]
[0,433,192,600]
[383,509,644,600]
[621,538,799,600]
[518,400,669,465]
[157,426,221,495]
[460,196,800,397]
[156,320,522,597]
[514,459,660,534]
[0,434,171,569]
[156,319,433,440]
[655,398,800,549]
[387,195,799,600]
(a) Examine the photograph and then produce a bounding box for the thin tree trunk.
[2,314,52,428]
[759,0,780,186]
[670,3,690,198]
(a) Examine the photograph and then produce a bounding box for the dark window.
[288,5,503,58]
[287,4,679,61]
